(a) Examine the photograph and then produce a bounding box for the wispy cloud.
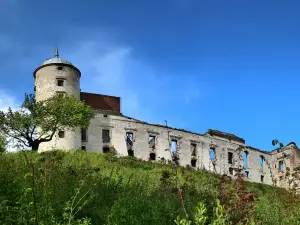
[63,32,204,125]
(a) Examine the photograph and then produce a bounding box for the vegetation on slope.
[0,150,299,225]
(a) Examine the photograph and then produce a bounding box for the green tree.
[0,134,7,153]
[0,93,94,151]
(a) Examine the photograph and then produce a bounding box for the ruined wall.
[82,112,274,185]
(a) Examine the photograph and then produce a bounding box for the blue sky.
[1,0,300,151]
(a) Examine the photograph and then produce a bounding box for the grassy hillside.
[0,150,298,225]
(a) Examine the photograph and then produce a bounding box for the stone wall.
[81,111,298,186]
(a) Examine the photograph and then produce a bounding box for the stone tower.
[33,47,81,151]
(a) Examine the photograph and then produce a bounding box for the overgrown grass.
[0,150,298,224]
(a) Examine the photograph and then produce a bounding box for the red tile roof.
[80,92,121,113]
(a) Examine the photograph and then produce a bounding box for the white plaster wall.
[35,64,81,151]
[83,112,274,185]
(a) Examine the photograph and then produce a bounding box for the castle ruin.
[34,47,300,188]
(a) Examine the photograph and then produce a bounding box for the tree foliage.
[0,134,7,153]
[0,93,95,151]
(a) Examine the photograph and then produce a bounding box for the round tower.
[33,47,81,151]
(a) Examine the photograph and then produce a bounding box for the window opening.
[191,158,197,167]
[259,155,264,167]
[58,131,65,138]
[171,140,177,152]
[243,151,249,168]
[102,129,110,143]
[149,152,156,161]
[191,143,197,156]
[209,148,215,161]
[228,152,233,164]
[81,129,87,141]
[279,161,284,171]
[103,146,110,153]
[148,135,155,149]
[57,79,64,86]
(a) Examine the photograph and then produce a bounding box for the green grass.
[0,150,298,224]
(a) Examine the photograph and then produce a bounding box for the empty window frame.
[57,79,64,86]
[148,135,156,149]
[58,131,65,138]
[103,146,110,153]
[128,149,134,157]
[191,158,197,167]
[81,146,86,151]
[259,155,264,168]
[149,152,156,161]
[81,129,87,142]
[279,161,284,171]
[209,148,215,161]
[126,132,134,149]
[229,167,234,175]
[244,171,249,178]
[191,143,197,156]
[243,151,249,168]
[171,139,177,152]
[261,175,264,183]
[102,129,110,143]
[228,152,233,164]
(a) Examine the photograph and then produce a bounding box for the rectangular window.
[209,148,215,161]
[102,129,110,143]
[244,171,249,178]
[148,135,155,148]
[228,152,233,164]
[126,132,133,149]
[191,159,197,167]
[279,161,284,171]
[229,167,234,175]
[58,131,65,138]
[171,139,177,152]
[57,79,64,86]
[81,146,86,151]
[261,175,264,182]
[81,129,87,142]
[191,143,197,156]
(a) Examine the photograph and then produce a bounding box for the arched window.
[243,151,249,168]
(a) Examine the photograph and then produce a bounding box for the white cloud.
[63,34,204,125]
[0,90,19,112]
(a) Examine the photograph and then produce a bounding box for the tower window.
[57,79,64,86]
[81,129,87,142]
[57,66,63,70]
[102,129,110,143]
[58,131,65,138]
[229,167,234,175]
[261,175,264,182]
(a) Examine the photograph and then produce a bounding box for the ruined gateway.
[34,48,300,189]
